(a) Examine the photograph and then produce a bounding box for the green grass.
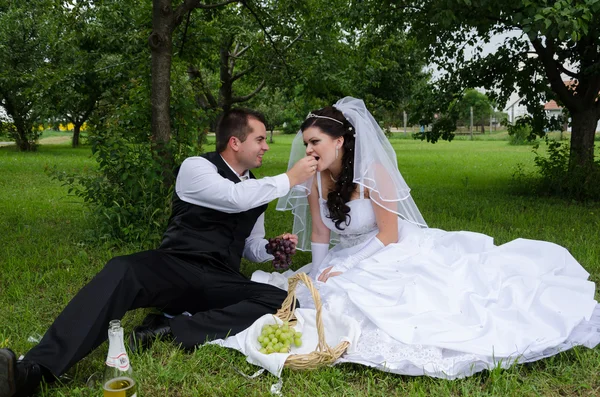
[1,137,599,396]
[0,129,85,146]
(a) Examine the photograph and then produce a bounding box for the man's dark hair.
[215,108,267,153]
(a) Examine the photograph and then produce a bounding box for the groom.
[0,108,318,397]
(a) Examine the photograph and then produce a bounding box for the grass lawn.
[1,135,599,396]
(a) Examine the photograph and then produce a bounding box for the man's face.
[236,117,269,170]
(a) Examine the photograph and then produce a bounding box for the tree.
[149,0,239,184]
[0,0,56,151]
[350,30,431,130]
[455,89,493,133]
[253,88,289,142]
[181,2,300,118]
[43,1,137,147]
[368,0,600,175]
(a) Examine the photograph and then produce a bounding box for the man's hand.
[286,156,318,187]
[318,266,343,283]
[277,233,298,247]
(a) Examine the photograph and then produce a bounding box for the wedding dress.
[251,172,600,379]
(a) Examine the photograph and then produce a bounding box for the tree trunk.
[150,0,175,185]
[13,118,35,151]
[219,38,234,112]
[15,126,34,151]
[569,108,597,170]
[3,97,35,151]
[72,122,81,148]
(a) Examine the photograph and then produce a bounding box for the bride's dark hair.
[300,106,356,230]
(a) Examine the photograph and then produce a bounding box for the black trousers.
[24,249,287,376]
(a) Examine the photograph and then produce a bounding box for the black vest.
[159,152,268,271]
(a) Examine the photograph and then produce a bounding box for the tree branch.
[284,33,303,51]
[530,38,579,111]
[240,0,290,73]
[174,0,239,25]
[188,65,218,108]
[233,44,250,58]
[221,36,235,82]
[231,80,265,103]
[178,10,192,56]
[231,67,252,82]
[202,85,218,109]
[557,63,579,79]
[231,42,240,57]
[545,39,580,80]
[228,40,238,76]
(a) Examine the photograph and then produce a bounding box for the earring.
[335,146,339,159]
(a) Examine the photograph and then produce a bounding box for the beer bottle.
[103,320,137,397]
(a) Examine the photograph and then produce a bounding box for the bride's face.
[303,126,343,172]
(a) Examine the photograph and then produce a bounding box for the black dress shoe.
[129,313,173,352]
[0,348,43,397]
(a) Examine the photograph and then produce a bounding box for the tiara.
[306,112,343,125]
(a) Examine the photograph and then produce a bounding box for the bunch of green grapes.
[257,321,302,354]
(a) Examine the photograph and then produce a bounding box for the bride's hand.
[318,266,343,283]
[278,233,298,247]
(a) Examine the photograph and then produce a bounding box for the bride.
[252,97,600,379]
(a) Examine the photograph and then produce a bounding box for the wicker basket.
[274,272,350,370]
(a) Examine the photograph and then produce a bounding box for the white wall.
[503,92,529,123]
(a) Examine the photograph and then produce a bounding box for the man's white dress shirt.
[175,155,290,263]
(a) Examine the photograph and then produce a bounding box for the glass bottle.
[103,320,137,397]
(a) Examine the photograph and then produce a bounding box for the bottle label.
[105,352,130,371]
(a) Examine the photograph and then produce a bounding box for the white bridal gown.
[251,174,600,379]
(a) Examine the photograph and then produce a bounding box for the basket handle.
[275,272,332,354]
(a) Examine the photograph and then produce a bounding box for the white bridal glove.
[309,242,330,279]
[329,236,385,273]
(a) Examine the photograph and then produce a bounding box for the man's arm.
[242,213,273,263]
[176,157,290,213]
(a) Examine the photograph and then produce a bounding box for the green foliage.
[533,139,600,200]
[178,1,314,113]
[507,118,535,146]
[49,139,171,245]
[48,59,209,246]
[406,82,460,143]
[253,88,290,142]
[455,89,493,129]
[513,138,600,200]
[352,32,431,129]
[0,120,15,140]
[428,114,457,143]
[282,118,302,135]
[0,0,57,151]
[369,0,600,171]
[42,0,150,147]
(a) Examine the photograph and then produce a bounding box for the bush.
[49,137,173,246]
[507,123,533,145]
[512,138,600,200]
[48,61,210,247]
[534,139,600,199]
[0,121,14,140]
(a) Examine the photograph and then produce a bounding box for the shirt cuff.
[273,173,291,197]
